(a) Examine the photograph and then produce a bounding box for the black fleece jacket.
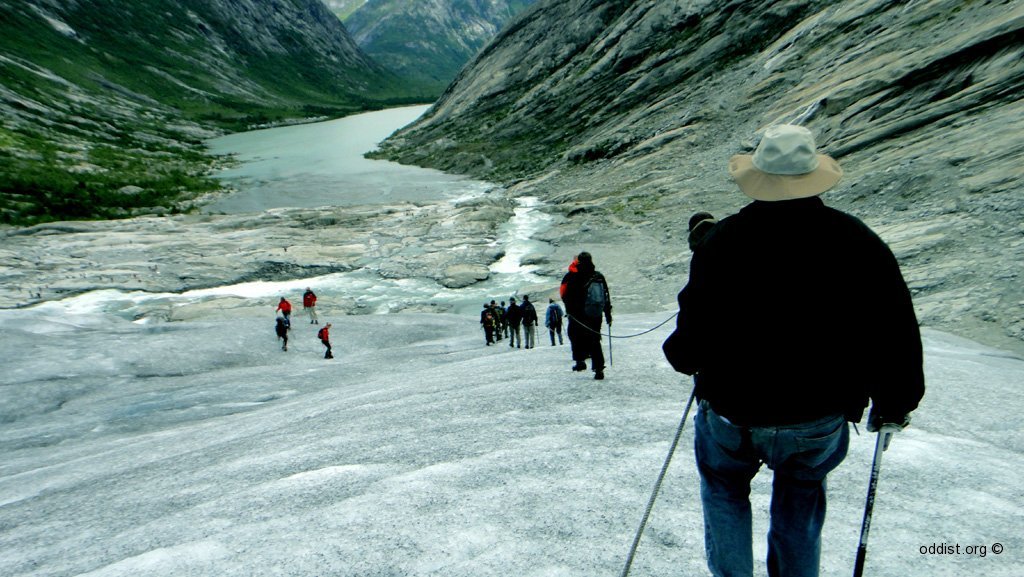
[663,197,925,426]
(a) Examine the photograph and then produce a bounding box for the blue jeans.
[694,401,849,577]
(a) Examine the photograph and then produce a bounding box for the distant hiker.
[662,124,925,577]
[275,315,290,351]
[480,303,496,346]
[545,298,564,346]
[489,300,504,342]
[499,300,509,338]
[687,211,718,251]
[505,296,523,349]
[276,297,292,320]
[302,287,319,324]
[560,251,612,379]
[520,295,538,349]
[317,322,334,359]
[673,212,719,330]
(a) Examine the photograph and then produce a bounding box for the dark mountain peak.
[343,0,539,95]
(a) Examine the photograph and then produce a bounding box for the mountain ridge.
[343,0,538,96]
[373,0,1024,353]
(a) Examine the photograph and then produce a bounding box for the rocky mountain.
[343,0,539,96]
[374,0,1024,353]
[0,0,413,224]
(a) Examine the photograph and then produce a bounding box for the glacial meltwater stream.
[31,106,556,319]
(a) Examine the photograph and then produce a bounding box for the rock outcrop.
[0,197,515,314]
[375,0,1024,353]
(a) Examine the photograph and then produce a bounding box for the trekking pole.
[608,321,613,367]
[620,381,698,577]
[853,427,896,577]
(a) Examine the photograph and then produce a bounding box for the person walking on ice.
[662,124,925,577]
[480,303,496,346]
[276,297,292,321]
[560,251,612,380]
[505,297,523,349]
[545,298,564,346]
[275,315,290,351]
[317,322,334,359]
[520,295,538,349]
[302,287,319,324]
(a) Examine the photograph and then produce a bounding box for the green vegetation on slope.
[0,0,423,225]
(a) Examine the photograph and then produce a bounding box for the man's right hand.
[867,408,911,433]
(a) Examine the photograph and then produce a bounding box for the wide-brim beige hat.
[729,124,842,201]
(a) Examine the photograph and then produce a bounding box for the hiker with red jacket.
[302,287,319,325]
[317,322,334,359]
[276,297,292,320]
[560,251,612,380]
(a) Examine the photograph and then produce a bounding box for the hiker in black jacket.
[520,295,538,349]
[505,297,523,349]
[480,303,495,346]
[560,251,612,379]
[663,125,924,577]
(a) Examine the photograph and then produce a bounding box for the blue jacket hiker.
[545,299,564,346]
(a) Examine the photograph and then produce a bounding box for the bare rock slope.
[375,0,1024,353]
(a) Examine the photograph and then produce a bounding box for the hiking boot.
[594,370,604,380]
[572,362,587,372]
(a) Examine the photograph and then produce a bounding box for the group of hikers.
[266,126,927,577]
[479,251,614,380]
[479,295,563,348]
[274,287,333,358]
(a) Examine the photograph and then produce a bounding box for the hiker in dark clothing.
[687,211,718,251]
[489,300,504,342]
[499,301,509,338]
[275,315,290,351]
[662,125,925,577]
[480,303,496,346]
[505,297,523,349]
[520,295,538,349]
[560,251,612,380]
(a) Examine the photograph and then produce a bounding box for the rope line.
[564,312,678,339]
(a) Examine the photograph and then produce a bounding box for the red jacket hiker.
[317,323,333,359]
[303,289,317,308]
[276,297,292,316]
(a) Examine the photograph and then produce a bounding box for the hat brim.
[729,154,842,201]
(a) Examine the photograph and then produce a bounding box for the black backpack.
[583,275,608,318]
